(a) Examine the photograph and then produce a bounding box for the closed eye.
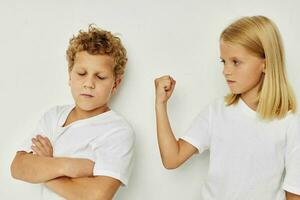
[97,76,106,80]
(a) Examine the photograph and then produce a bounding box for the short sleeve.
[179,105,211,154]
[283,115,300,195]
[91,128,135,186]
[17,107,55,153]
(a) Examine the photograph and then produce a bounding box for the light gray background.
[1,0,299,199]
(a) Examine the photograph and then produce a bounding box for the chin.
[76,102,104,111]
[228,86,243,94]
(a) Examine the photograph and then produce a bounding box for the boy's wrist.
[57,157,95,178]
[56,157,69,176]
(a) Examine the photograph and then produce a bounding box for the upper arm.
[177,104,211,168]
[171,139,198,168]
[84,176,121,200]
[46,175,121,200]
[283,116,300,195]
[286,191,300,200]
[92,128,135,186]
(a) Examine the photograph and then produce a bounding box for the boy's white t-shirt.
[180,98,300,200]
[18,105,135,200]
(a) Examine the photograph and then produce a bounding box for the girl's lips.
[227,80,236,84]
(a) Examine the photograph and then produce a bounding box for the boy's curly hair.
[66,24,127,77]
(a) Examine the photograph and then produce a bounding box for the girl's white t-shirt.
[180,98,300,200]
[19,105,135,200]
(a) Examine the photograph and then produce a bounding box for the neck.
[241,95,258,111]
[73,105,110,120]
[240,76,264,111]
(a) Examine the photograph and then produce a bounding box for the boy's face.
[69,51,121,113]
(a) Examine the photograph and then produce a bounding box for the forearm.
[11,152,94,183]
[10,152,66,183]
[155,103,180,168]
[45,177,118,200]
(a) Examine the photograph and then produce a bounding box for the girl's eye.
[220,59,225,64]
[233,60,241,65]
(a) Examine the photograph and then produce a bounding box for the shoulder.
[91,110,135,143]
[285,112,300,131]
[109,111,135,139]
[201,97,227,116]
[107,110,133,129]
[39,105,73,127]
[42,104,72,118]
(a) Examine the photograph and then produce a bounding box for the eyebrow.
[219,56,242,60]
[75,67,108,73]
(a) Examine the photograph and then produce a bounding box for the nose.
[83,75,95,89]
[223,64,232,76]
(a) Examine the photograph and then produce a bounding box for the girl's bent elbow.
[162,160,180,170]
[10,163,18,179]
[10,157,22,179]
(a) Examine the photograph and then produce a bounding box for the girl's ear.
[112,76,123,95]
[262,59,266,73]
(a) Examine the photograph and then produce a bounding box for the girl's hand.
[155,75,176,105]
[31,135,53,157]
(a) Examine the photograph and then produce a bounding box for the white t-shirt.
[18,105,135,200]
[180,98,300,200]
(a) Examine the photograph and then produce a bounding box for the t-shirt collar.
[237,98,257,118]
[58,104,114,128]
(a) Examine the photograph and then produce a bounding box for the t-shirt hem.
[283,183,300,195]
[93,169,129,187]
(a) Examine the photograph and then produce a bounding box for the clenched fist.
[155,75,176,105]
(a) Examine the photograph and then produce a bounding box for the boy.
[10,25,135,200]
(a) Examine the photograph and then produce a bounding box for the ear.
[111,76,123,95]
[68,70,71,86]
[262,59,266,73]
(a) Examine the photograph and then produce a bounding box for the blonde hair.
[66,24,127,78]
[220,16,296,120]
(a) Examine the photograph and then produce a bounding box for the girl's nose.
[223,65,232,76]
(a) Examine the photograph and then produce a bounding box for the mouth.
[80,93,94,97]
[226,80,236,84]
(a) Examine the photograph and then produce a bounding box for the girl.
[155,16,300,200]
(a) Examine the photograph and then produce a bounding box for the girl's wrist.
[155,101,167,109]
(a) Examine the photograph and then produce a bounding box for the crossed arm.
[10,135,121,200]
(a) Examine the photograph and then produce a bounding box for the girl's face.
[69,51,120,115]
[220,40,265,100]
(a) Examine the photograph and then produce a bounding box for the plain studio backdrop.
[1,0,299,199]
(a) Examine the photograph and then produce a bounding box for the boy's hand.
[31,135,53,157]
[155,75,176,105]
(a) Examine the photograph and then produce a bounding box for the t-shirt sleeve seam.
[93,169,129,187]
[282,183,300,195]
[180,135,202,153]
